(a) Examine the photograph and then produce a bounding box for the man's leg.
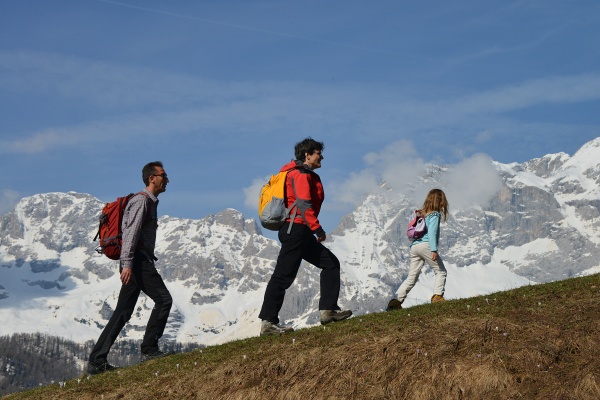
[135,259,173,355]
[302,237,341,311]
[258,224,308,324]
[89,274,140,365]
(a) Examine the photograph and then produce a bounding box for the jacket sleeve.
[426,212,440,252]
[291,172,323,235]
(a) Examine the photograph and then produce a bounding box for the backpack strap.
[285,169,308,234]
[285,177,299,234]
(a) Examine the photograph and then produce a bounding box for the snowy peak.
[494,137,600,202]
[0,192,280,345]
[568,136,600,170]
[202,208,260,235]
[0,137,599,347]
[522,152,570,179]
[8,192,100,251]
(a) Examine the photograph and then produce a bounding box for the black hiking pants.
[89,252,172,364]
[259,223,341,324]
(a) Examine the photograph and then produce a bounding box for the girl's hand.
[431,251,438,261]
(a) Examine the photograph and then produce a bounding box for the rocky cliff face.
[1,138,599,345]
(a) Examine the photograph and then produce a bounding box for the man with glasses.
[259,138,352,336]
[88,161,173,375]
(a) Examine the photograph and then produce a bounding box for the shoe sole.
[87,368,118,376]
[260,331,282,336]
[320,312,352,325]
[140,353,171,362]
[261,329,294,336]
[320,318,350,325]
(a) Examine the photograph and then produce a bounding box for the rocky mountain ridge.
[1,138,599,346]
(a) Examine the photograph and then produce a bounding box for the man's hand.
[120,267,133,285]
[316,233,326,243]
[431,251,438,261]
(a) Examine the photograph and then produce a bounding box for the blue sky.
[1,0,600,233]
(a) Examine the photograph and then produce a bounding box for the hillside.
[5,273,599,400]
[2,138,600,352]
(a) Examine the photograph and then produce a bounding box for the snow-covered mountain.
[1,138,599,347]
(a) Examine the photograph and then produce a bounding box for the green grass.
[5,274,600,400]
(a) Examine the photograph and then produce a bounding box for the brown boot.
[386,298,402,311]
[431,294,445,303]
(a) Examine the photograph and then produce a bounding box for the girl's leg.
[396,243,427,302]
[421,249,447,297]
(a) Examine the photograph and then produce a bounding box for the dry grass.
[4,274,600,400]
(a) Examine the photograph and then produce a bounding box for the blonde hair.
[421,189,449,222]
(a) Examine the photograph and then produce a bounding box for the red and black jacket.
[280,160,325,237]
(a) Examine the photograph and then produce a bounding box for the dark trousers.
[259,223,341,324]
[89,254,172,364]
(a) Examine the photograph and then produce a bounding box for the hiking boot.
[140,350,173,362]
[386,298,402,311]
[320,309,352,325]
[260,320,294,336]
[87,361,119,375]
[431,294,446,303]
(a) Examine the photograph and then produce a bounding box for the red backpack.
[94,192,149,260]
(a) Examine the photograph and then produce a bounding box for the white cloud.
[452,73,600,117]
[243,176,268,210]
[0,189,21,215]
[331,169,379,207]
[328,144,502,213]
[243,142,415,215]
[475,130,494,143]
[0,50,218,109]
[2,50,600,163]
[440,153,504,211]
[374,141,428,192]
[0,130,65,155]
[328,140,427,208]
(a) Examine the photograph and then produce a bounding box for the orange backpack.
[258,167,304,233]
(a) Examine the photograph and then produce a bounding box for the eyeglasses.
[152,173,168,179]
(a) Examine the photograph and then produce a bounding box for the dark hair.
[142,161,164,186]
[294,137,324,161]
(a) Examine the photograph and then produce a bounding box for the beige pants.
[396,242,447,302]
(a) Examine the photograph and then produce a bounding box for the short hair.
[142,161,164,186]
[294,137,324,161]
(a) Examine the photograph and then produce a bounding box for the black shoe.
[386,298,402,311]
[87,361,119,375]
[140,350,173,362]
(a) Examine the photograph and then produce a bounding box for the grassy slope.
[4,274,600,400]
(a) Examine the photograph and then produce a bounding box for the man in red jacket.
[259,137,352,336]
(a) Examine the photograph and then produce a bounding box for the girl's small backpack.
[406,210,427,241]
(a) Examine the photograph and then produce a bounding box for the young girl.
[387,188,449,310]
